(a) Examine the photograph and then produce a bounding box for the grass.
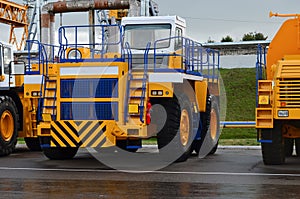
[219,68,257,144]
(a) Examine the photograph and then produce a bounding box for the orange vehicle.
[256,12,300,164]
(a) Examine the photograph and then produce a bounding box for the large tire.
[43,147,78,160]
[0,96,19,156]
[156,95,194,162]
[24,137,42,151]
[261,122,285,165]
[192,95,220,155]
[284,138,294,157]
[295,138,300,156]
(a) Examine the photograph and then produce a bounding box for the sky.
[4,0,300,46]
[154,0,300,43]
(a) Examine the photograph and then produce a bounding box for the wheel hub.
[210,109,217,140]
[0,110,14,142]
[180,109,190,146]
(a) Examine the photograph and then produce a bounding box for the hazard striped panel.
[50,121,107,148]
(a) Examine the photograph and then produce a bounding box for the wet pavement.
[1,145,300,198]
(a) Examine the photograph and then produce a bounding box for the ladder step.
[46,79,56,82]
[43,106,56,108]
[130,78,146,81]
[130,96,146,99]
[130,87,143,90]
[45,88,56,90]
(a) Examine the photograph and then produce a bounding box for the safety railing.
[256,44,267,106]
[153,36,220,81]
[26,40,60,75]
[57,24,124,62]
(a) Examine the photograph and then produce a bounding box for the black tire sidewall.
[156,94,196,162]
[0,96,18,156]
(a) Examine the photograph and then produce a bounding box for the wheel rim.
[1,110,14,142]
[180,109,190,146]
[210,109,217,140]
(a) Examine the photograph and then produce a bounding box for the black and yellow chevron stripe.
[50,121,107,147]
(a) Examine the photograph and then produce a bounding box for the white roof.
[121,16,186,27]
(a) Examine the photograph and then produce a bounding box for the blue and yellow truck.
[25,15,220,162]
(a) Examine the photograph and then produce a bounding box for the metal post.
[89,9,95,58]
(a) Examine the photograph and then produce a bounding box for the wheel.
[209,141,219,155]
[295,138,300,156]
[192,95,220,156]
[284,138,294,157]
[24,137,42,151]
[0,96,19,156]
[156,95,194,162]
[43,147,78,160]
[116,139,141,152]
[261,122,285,165]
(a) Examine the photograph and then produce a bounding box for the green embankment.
[219,68,258,145]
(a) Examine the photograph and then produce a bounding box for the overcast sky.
[154,0,300,42]
[4,0,300,45]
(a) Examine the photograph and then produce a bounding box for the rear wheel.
[0,96,19,156]
[192,95,220,155]
[295,138,300,156]
[24,137,42,151]
[156,95,194,162]
[43,147,78,160]
[261,122,285,165]
[284,138,294,157]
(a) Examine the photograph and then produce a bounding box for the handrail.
[256,44,267,106]
[140,42,151,123]
[153,36,220,82]
[58,24,123,62]
[123,42,133,123]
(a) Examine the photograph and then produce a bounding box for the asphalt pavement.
[0,144,300,198]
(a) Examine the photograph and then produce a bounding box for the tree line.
[208,32,268,43]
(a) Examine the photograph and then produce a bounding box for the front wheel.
[43,147,78,160]
[156,95,194,162]
[261,122,285,165]
[25,137,42,151]
[0,96,19,156]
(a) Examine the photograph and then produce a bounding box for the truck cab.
[0,43,14,89]
[122,16,186,70]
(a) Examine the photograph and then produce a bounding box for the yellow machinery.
[256,12,300,164]
[0,0,28,50]
[0,1,45,157]
[25,15,221,162]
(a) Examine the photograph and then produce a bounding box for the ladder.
[40,76,57,121]
[124,42,151,124]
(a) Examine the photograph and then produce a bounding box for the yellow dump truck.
[26,16,221,162]
[256,12,300,164]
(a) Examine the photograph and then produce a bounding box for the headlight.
[278,110,289,117]
[67,49,82,59]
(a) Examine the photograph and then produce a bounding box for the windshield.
[124,24,171,50]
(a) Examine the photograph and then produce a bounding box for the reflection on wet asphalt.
[1,178,300,199]
[1,147,300,198]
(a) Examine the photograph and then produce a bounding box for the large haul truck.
[0,42,42,156]
[256,12,300,165]
[26,15,221,162]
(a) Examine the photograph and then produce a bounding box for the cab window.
[175,27,182,50]
[3,46,12,74]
